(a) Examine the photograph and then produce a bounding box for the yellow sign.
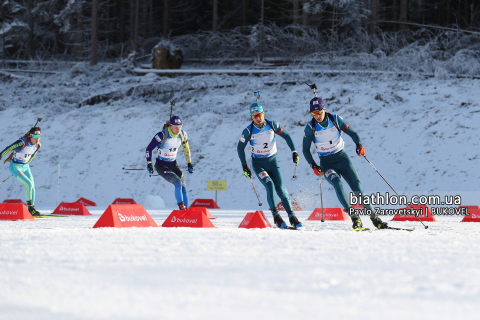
[207,180,227,191]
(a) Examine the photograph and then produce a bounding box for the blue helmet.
[310,97,325,112]
[250,103,264,115]
[170,115,182,126]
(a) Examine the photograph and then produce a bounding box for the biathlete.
[302,97,389,230]
[237,102,302,229]
[0,127,42,216]
[145,116,194,210]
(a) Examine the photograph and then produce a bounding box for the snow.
[1,63,480,319]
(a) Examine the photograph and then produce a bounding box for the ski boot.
[288,213,303,229]
[271,210,287,229]
[27,201,41,217]
[178,202,187,210]
[371,215,389,229]
[350,213,363,229]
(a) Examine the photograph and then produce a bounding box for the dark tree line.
[1,0,479,64]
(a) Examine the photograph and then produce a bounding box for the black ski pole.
[149,174,159,177]
[293,163,297,178]
[249,177,262,206]
[0,175,12,186]
[363,155,428,229]
[319,175,325,222]
[305,82,318,97]
[122,167,145,171]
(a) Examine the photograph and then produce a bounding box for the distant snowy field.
[1,64,480,319]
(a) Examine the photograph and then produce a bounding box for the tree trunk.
[26,0,34,59]
[446,0,451,26]
[370,0,377,35]
[134,0,139,52]
[302,0,308,26]
[400,0,407,30]
[163,0,169,38]
[91,0,98,66]
[243,0,247,26]
[76,8,84,60]
[259,0,264,61]
[119,0,125,43]
[213,0,218,31]
[392,0,398,31]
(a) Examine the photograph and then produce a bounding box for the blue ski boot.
[288,213,303,229]
[271,210,287,229]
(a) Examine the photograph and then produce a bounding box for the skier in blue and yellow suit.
[145,116,194,210]
[237,103,302,229]
[0,127,42,216]
[302,97,389,230]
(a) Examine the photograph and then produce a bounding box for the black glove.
[310,163,323,176]
[188,163,194,173]
[292,151,300,164]
[242,164,252,178]
[147,162,154,174]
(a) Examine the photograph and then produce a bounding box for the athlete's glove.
[311,163,323,176]
[147,162,154,175]
[187,163,194,173]
[292,151,300,164]
[356,144,365,156]
[242,164,252,178]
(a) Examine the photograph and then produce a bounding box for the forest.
[1,0,480,75]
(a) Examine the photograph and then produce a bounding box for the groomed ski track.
[1,210,479,320]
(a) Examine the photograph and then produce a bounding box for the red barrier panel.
[75,197,97,206]
[112,198,137,205]
[52,202,91,216]
[239,211,272,229]
[391,204,436,222]
[2,199,27,205]
[0,203,34,221]
[461,205,480,222]
[187,206,215,219]
[190,199,220,209]
[277,201,303,211]
[93,204,158,228]
[162,210,216,228]
[307,208,350,221]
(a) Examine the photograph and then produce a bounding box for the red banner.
[93,204,158,228]
[52,202,92,216]
[190,199,220,209]
[307,208,350,221]
[0,203,34,221]
[162,210,216,228]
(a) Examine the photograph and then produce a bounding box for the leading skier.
[145,116,194,210]
[302,97,389,230]
[0,127,43,216]
[237,99,302,229]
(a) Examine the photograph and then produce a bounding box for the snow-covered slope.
[1,64,479,209]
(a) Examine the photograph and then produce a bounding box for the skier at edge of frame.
[145,115,194,210]
[302,97,389,230]
[0,127,43,216]
[237,100,302,230]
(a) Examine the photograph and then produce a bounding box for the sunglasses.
[252,113,264,120]
[311,110,324,116]
[31,134,41,138]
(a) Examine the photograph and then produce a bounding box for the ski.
[387,227,415,232]
[34,214,69,218]
[352,227,371,231]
